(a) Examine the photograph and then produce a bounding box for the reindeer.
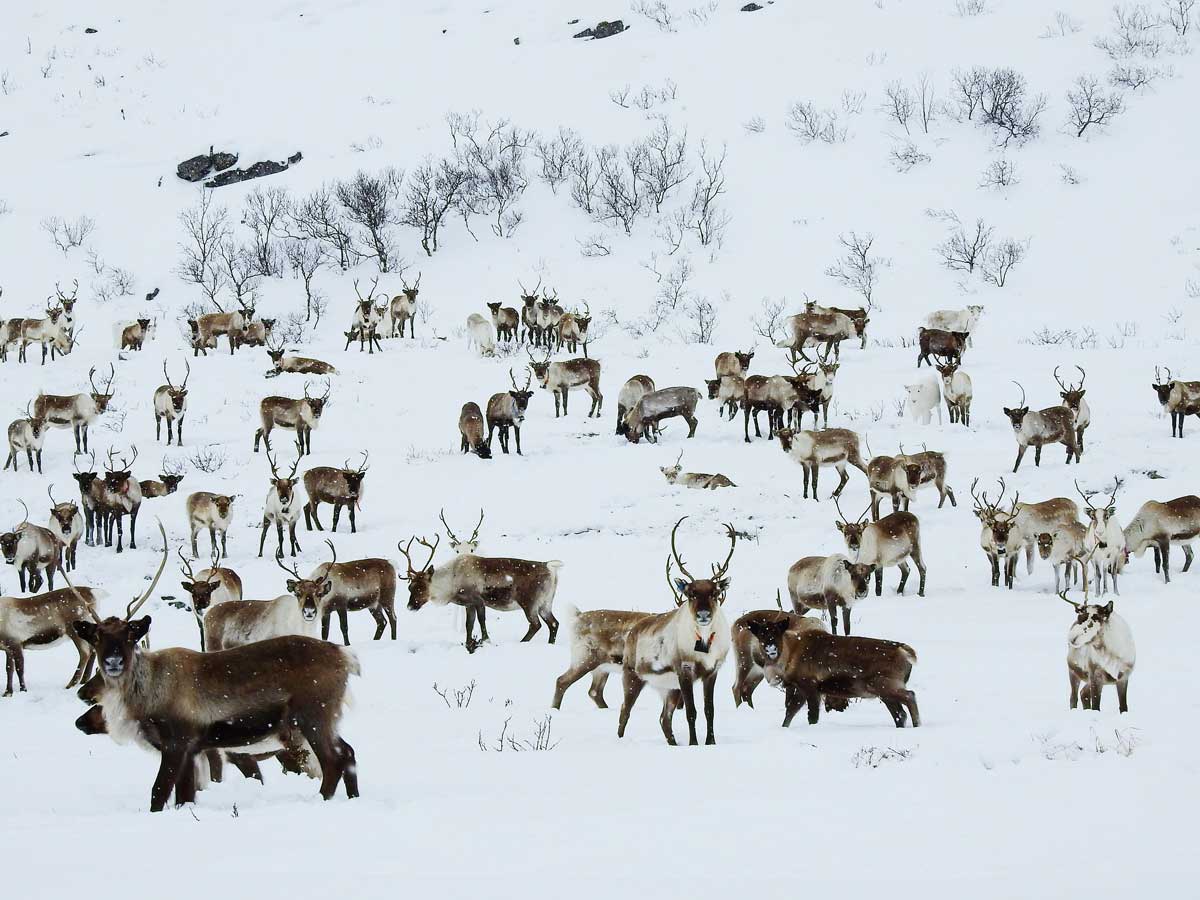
[1,502,63,592]
[557,301,591,356]
[777,427,868,500]
[119,317,153,351]
[65,529,361,813]
[253,381,330,456]
[399,531,562,653]
[1,584,99,695]
[0,318,23,361]
[537,290,565,349]
[197,298,255,355]
[935,358,972,426]
[731,606,834,708]
[238,316,276,349]
[896,445,956,511]
[741,375,782,443]
[390,272,421,338]
[458,402,492,458]
[835,499,926,597]
[348,276,383,354]
[971,478,1080,589]
[1036,523,1091,594]
[660,451,735,489]
[265,339,337,377]
[186,491,234,558]
[552,606,654,710]
[1054,365,1091,452]
[528,350,603,418]
[152,360,189,446]
[97,447,143,553]
[786,554,873,635]
[866,449,917,521]
[518,279,543,345]
[916,327,969,367]
[1123,495,1200,583]
[4,401,47,473]
[617,518,735,746]
[302,452,368,534]
[1150,366,1200,438]
[56,279,80,337]
[202,548,324,652]
[71,452,103,548]
[715,349,755,379]
[923,304,984,344]
[486,370,534,455]
[617,375,656,436]
[904,377,942,426]
[804,302,872,350]
[486,301,520,343]
[778,357,825,430]
[1061,592,1135,713]
[138,460,186,500]
[47,485,83,572]
[257,451,303,558]
[18,305,69,364]
[744,617,919,728]
[186,317,217,356]
[177,547,243,646]
[706,374,744,423]
[303,547,398,645]
[622,386,700,444]
[1077,479,1126,597]
[343,323,382,354]
[1003,381,1080,472]
[777,310,860,361]
[33,364,116,454]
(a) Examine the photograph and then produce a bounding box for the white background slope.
[0,2,1197,897]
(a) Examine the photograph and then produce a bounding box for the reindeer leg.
[552,657,599,709]
[842,606,852,635]
[702,673,718,745]
[1034,445,1043,467]
[276,521,285,558]
[661,689,682,746]
[1182,544,1193,573]
[348,502,357,534]
[782,684,803,727]
[874,566,883,596]
[464,606,478,653]
[616,669,645,738]
[369,606,386,640]
[514,424,523,456]
[1012,445,1026,473]
[832,463,850,499]
[308,502,324,531]
[320,610,331,641]
[3,648,13,696]
[1069,668,1081,709]
[156,415,162,441]
[150,741,191,813]
[1116,676,1130,714]
[258,519,269,557]
[336,607,350,646]
[896,561,910,595]
[331,502,342,533]
[1161,540,1171,583]
[587,672,610,709]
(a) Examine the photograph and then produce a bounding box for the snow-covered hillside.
[1,1,1197,897]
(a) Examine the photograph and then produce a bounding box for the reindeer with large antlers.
[55,279,80,336]
[71,452,103,547]
[47,485,83,573]
[537,289,565,350]
[1054,365,1091,453]
[303,452,368,534]
[66,524,361,812]
[400,526,562,653]
[34,364,116,455]
[258,451,303,558]
[304,544,398,646]
[440,508,484,554]
[486,371,534,455]
[18,303,71,365]
[4,401,47,473]
[254,381,330,456]
[1151,366,1200,438]
[972,478,1080,589]
[203,545,326,652]
[152,360,190,446]
[1003,381,1080,472]
[834,497,926,597]
[97,446,143,553]
[617,518,735,746]
[348,276,384,353]
[390,271,421,338]
[518,278,543,345]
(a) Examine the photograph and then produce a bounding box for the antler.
[711,523,738,580]
[59,559,104,624]
[345,450,368,474]
[320,539,338,586]
[180,359,191,390]
[162,360,176,391]
[1011,380,1026,407]
[398,534,440,578]
[265,448,282,480]
[668,516,695,582]
[275,547,302,581]
[56,278,79,302]
[124,521,170,619]
[1058,589,1082,611]
[16,499,30,529]
[177,545,197,583]
[47,483,59,507]
[467,509,484,545]
[1074,365,1086,390]
[1053,366,1068,392]
[73,450,96,474]
[1074,479,1097,511]
[439,508,460,544]
[673,449,683,469]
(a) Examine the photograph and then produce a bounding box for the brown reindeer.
[65,526,361,812]
[916,327,969,367]
[731,607,832,708]
[778,310,860,361]
[897,445,956,510]
[202,547,324,652]
[1151,366,1200,438]
[253,381,330,456]
[622,386,700,443]
[776,427,868,500]
[1,501,63,592]
[518,279,543,345]
[138,459,186,500]
[487,301,520,343]
[34,363,116,454]
[486,370,534,455]
[745,617,919,728]
[706,374,745,422]
[177,547,242,645]
[238,317,276,349]
[1003,381,1079,472]
[1124,494,1200,582]
[265,338,337,377]
[197,298,255,355]
[5,401,47,473]
[303,452,368,533]
[2,584,99,695]
[557,301,591,356]
[390,272,421,338]
[18,305,69,364]
[399,529,562,653]
[153,360,190,446]
[786,555,873,635]
[835,498,926,597]
[97,447,143,553]
[185,491,234,558]
[119,317,152,351]
[528,350,603,417]
[458,402,492,459]
[617,518,736,746]
[660,450,735,489]
[260,450,303,557]
[551,606,654,710]
[715,349,755,378]
[302,548,398,646]
[46,485,83,572]
[617,374,656,436]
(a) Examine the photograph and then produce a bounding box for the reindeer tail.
[899,643,918,665]
[560,603,580,642]
[340,646,362,678]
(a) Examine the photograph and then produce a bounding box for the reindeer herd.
[0,273,1192,814]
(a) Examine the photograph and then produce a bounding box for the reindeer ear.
[715,578,731,600]
[129,617,152,641]
[321,581,333,596]
[842,559,853,571]
[181,581,194,592]
[286,579,298,593]
[835,521,845,532]
[1103,601,1114,615]
[72,620,98,644]
[673,578,689,599]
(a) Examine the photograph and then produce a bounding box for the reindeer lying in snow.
[660,451,735,489]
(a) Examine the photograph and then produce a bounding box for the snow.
[1,1,1197,897]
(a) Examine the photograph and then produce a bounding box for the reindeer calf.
[786,555,872,635]
[552,606,653,709]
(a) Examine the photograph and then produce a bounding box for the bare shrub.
[284,239,325,321]
[609,84,631,108]
[890,141,931,172]
[0,71,14,95]
[568,150,601,215]
[825,232,884,308]
[594,144,648,234]
[478,715,561,752]
[637,117,690,213]
[577,233,613,257]
[535,127,584,193]
[1066,75,1125,136]
[687,141,729,249]
[448,113,532,238]
[286,186,359,270]
[336,168,404,271]
[188,445,228,473]
[981,238,1028,287]
[979,158,1018,189]
[1108,62,1166,88]
[682,294,718,344]
[1095,4,1164,59]
[953,66,1046,146]
[1042,10,1084,36]
[1162,0,1196,36]
[955,0,988,15]
[1058,163,1084,185]
[852,746,913,767]
[752,297,787,343]
[785,101,848,144]
[433,679,476,708]
[687,1,719,26]
[399,157,472,256]
[938,218,993,273]
[177,193,229,305]
[41,215,95,255]
[883,81,915,133]
[215,241,259,307]
[242,186,290,277]
[632,0,677,32]
[742,115,766,134]
[108,267,136,296]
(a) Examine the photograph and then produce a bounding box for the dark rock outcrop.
[204,152,302,188]
[573,20,626,40]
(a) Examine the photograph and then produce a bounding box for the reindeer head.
[527,350,552,387]
[818,361,840,380]
[1036,532,1056,560]
[178,546,224,615]
[970,478,1020,551]
[161,360,190,412]
[851,317,869,338]
[70,522,169,677]
[734,349,754,371]
[266,450,301,509]
[507,369,533,422]
[746,618,790,661]
[935,358,959,381]
[212,494,235,520]
[833,497,872,553]
[518,277,542,311]
[278,541,336,622]
[159,473,185,493]
[303,381,331,420]
[665,517,736,639]
[486,301,502,316]
[1151,366,1175,407]
[844,560,874,599]
[136,317,151,333]
[47,485,79,532]
[440,508,483,555]
[660,451,684,484]
[704,378,722,400]
[575,301,592,335]
[400,271,421,303]
[1002,381,1030,430]
[72,451,99,494]
[266,346,286,370]
[398,534,441,609]
[1076,478,1120,534]
[903,461,924,489]
[56,279,79,313]
[776,428,796,453]
[88,364,117,412]
[23,401,46,440]
[339,452,369,502]
[1054,365,1087,412]
[967,304,985,319]
[46,306,63,323]
[1061,592,1114,648]
[102,446,138,492]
